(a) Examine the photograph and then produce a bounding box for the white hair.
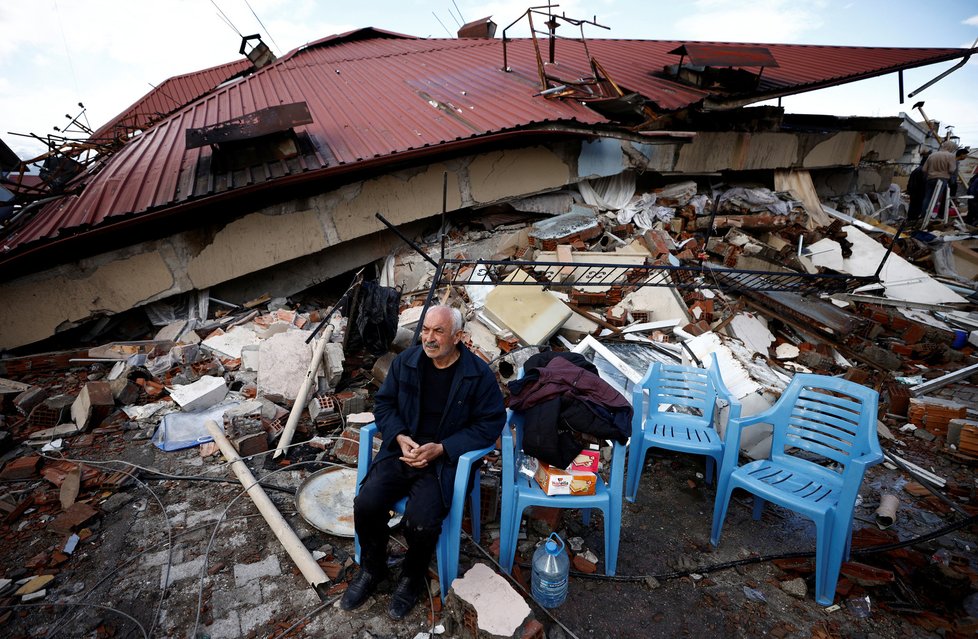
[429,304,464,333]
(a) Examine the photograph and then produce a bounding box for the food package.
[567,446,600,473]
[534,462,597,496]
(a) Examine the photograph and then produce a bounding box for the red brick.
[333,426,364,464]
[527,506,561,531]
[572,553,597,574]
[901,323,926,345]
[521,619,545,639]
[49,502,99,534]
[0,455,41,480]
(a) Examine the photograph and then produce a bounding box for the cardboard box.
[534,462,597,496]
[567,448,600,473]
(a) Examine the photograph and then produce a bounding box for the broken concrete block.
[483,270,572,346]
[322,342,345,388]
[528,210,602,251]
[257,330,313,403]
[154,320,189,343]
[728,313,774,356]
[372,352,397,385]
[168,375,228,412]
[70,382,114,430]
[446,562,533,638]
[202,325,260,359]
[625,280,690,318]
[14,386,48,416]
[464,318,502,363]
[240,344,260,372]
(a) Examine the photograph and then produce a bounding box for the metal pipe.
[908,45,975,99]
[273,325,334,459]
[374,212,439,268]
[205,420,329,599]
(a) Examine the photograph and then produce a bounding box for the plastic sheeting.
[718,187,793,216]
[617,193,675,230]
[578,172,636,211]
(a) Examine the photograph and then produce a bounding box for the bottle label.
[533,575,567,602]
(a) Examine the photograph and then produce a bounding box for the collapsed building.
[1,12,978,638]
[0,14,974,352]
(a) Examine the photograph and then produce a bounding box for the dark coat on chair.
[372,343,506,507]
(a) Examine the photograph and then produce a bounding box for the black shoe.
[387,575,424,620]
[340,568,382,611]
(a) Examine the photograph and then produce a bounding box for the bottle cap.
[546,539,558,554]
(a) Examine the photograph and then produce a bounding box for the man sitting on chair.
[341,305,505,620]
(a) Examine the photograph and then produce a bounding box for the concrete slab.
[233,555,282,588]
[483,270,572,346]
[161,556,206,588]
[257,330,313,402]
[728,312,775,356]
[450,562,531,637]
[202,325,260,359]
[168,376,228,412]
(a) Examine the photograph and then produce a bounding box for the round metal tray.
[294,466,358,538]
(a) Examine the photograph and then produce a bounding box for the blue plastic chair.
[709,375,883,606]
[498,409,627,575]
[626,353,740,502]
[353,423,494,600]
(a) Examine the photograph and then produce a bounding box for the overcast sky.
[2,0,976,161]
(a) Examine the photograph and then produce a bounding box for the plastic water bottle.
[531,532,569,608]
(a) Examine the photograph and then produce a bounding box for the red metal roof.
[1,30,969,265]
[86,58,253,146]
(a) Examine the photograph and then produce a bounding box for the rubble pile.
[0,177,977,637]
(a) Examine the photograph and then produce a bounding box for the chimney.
[457,16,497,39]
[240,34,277,69]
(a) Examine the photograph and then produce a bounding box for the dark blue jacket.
[372,343,505,506]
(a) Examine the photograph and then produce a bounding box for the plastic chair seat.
[728,459,842,520]
[499,409,626,576]
[627,354,739,502]
[710,374,883,607]
[353,423,493,600]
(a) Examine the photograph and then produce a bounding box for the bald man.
[342,305,505,620]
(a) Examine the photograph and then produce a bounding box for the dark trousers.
[354,454,449,580]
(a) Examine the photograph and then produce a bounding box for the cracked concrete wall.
[0,147,580,351]
[468,146,570,203]
[0,251,174,350]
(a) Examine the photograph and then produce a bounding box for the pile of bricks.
[908,397,968,437]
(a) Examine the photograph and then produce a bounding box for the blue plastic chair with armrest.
[498,408,626,575]
[626,353,740,502]
[709,374,883,606]
[353,422,494,600]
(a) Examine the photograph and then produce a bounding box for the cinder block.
[71,382,115,430]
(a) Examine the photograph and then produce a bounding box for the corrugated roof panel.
[88,58,253,144]
[3,34,969,261]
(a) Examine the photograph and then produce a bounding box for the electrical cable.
[190,458,347,639]
[243,0,282,54]
[1,602,148,639]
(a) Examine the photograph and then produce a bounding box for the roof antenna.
[243,0,282,54]
[432,12,454,37]
[210,0,243,36]
[451,0,466,24]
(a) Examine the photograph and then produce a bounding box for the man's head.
[420,305,464,366]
